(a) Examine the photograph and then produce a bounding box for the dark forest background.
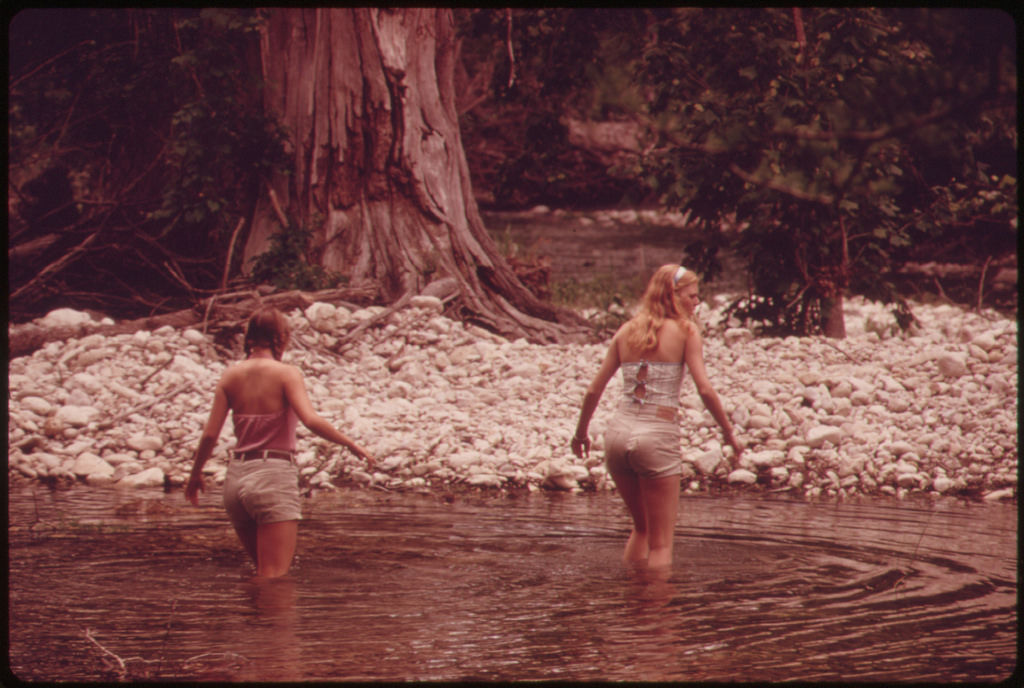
[7,8,1017,338]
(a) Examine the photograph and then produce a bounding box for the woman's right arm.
[185,378,230,505]
[684,325,743,463]
[281,365,375,466]
[572,334,622,458]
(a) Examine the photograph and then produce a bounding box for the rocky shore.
[7,293,1017,502]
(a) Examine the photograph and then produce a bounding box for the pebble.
[6,295,1017,502]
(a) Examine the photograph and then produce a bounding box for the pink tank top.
[232,408,298,452]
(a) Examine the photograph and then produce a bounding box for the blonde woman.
[186,307,373,578]
[572,265,743,569]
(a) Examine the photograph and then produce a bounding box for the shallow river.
[7,485,1016,682]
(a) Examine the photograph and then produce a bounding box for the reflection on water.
[7,486,1017,682]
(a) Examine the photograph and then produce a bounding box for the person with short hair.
[572,265,743,570]
[186,306,373,578]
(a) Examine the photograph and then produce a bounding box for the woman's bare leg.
[255,520,298,578]
[232,523,259,565]
[610,469,650,564]
[639,474,680,569]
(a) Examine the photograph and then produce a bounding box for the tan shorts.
[223,458,302,530]
[604,403,682,480]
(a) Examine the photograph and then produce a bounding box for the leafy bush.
[249,216,347,291]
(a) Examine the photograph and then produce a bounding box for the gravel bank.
[7,295,1017,502]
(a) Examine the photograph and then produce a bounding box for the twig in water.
[154,599,177,677]
[182,651,249,671]
[892,508,936,596]
[84,628,127,679]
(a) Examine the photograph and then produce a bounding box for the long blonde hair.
[624,264,698,352]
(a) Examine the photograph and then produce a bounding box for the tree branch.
[727,163,834,204]
[10,228,103,302]
[222,217,246,291]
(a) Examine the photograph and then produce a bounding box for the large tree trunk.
[821,295,846,339]
[244,8,586,343]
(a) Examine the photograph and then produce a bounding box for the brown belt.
[625,402,678,421]
[653,405,678,421]
[235,449,295,462]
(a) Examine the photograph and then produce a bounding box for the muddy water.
[7,485,1016,683]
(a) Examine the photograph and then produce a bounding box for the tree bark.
[245,8,586,343]
[821,296,846,339]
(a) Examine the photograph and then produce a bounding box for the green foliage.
[8,9,295,317]
[550,273,642,315]
[633,8,1016,334]
[149,10,291,246]
[249,215,347,291]
[456,9,654,209]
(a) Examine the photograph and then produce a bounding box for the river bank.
[7,287,1017,503]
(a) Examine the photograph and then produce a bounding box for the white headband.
[673,266,688,284]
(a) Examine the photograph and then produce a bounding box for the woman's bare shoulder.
[222,358,299,380]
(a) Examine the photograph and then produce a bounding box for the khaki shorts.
[223,458,302,530]
[604,403,682,480]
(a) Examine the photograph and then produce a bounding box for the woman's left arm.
[685,326,743,462]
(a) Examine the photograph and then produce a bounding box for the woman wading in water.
[572,265,743,569]
[186,307,373,578]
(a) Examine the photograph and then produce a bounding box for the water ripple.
[7,487,1015,682]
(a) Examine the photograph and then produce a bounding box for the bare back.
[616,318,691,366]
[220,358,292,415]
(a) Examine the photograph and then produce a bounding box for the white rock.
[724,328,754,346]
[182,329,207,345]
[544,474,577,491]
[806,426,843,449]
[971,332,999,352]
[447,452,483,469]
[378,456,407,472]
[509,362,542,378]
[936,352,969,378]
[888,441,915,456]
[830,380,853,398]
[693,448,724,475]
[410,295,444,312]
[21,396,54,416]
[103,453,140,466]
[170,354,206,379]
[467,473,504,488]
[55,405,100,428]
[38,308,94,329]
[983,487,1015,501]
[349,470,373,485]
[6,293,1017,504]
[748,450,785,468]
[727,469,758,485]
[72,453,114,478]
[117,467,165,488]
[896,472,921,488]
[126,435,164,452]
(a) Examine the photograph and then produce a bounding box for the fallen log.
[8,286,377,360]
